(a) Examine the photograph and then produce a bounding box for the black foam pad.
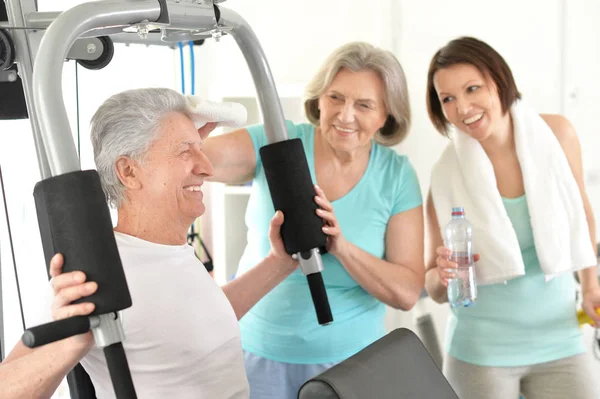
[259,139,326,255]
[0,67,28,120]
[1,1,7,21]
[33,170,132,314]
[298,328,459,399]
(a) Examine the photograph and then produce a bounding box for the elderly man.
[10,88,304,398]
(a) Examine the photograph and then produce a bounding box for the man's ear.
[115,156,142,190]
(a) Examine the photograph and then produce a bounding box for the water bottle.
[443,207,477,308]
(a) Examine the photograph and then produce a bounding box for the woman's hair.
[90,88,192,207]
[426,36,521,136]
[304,41,411,146]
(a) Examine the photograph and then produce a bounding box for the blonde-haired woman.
[204,41,425,398]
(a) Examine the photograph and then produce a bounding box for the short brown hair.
[426,36,521,135]
[304,42,411,146]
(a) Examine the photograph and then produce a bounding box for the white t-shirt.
[80,232,249,399]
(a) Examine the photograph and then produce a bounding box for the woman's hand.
[581,286,600,327]
[314,184,350,257]
[435,246,480,287]
[197,122,217,139]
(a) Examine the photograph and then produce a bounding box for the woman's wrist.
[580,267,600,293]
[331,238,352,262]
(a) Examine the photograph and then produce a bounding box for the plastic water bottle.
[443,207,477,308]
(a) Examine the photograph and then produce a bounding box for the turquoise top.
[445,194,584,366]
[237,121,422,364]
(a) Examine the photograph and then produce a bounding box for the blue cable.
[178,41,185,94]
[189,41,195,95]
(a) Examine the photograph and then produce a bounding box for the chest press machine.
[1,0,460,398]
[1,0,331,397]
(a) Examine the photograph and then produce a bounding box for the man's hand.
[267,211,299,271]
[49,253,97,349]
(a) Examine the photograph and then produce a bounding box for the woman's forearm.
[424,267,448,304]
[335,243,423,310]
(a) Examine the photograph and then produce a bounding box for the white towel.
[185,95,247,129]
[430,100,596,285]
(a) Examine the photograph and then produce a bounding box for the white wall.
[2,0,600,386]
[563,0,600,235]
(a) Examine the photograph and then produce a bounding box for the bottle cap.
[452,207,464,216]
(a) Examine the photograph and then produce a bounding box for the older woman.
[203,41,425,398]
[11,88,313,399]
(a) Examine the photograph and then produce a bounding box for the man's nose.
[193,150,214,177]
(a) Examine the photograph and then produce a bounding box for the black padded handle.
[259,139,327,255]
[33,170,132,314]
[21,316,90,348]
[104,342,137,399]
[307,272,333,325]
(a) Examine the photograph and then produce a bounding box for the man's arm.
[221,211,298,320]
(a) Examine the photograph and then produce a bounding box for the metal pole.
[219,8,288,144]
[5,0,51,179]
[32,0,161,176]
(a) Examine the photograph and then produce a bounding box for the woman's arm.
[424,190,450,303]
[543,114,600,324]
[314,186,425,310]
[337,207,425,310]
[203,128,258,184]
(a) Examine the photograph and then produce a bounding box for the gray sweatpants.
[443,354,600,399]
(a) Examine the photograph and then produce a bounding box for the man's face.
[135,112,213,225]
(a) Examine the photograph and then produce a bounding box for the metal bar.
[110,31,177,48]
[163,0,215,31]
[24,11,60,28]
[25,11,131,37]
[219,7,288,144]
[5,0,52,178]
[33,0,161,176]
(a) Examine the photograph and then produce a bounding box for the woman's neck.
[480,113,515,158]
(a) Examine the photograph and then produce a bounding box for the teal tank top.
[236,121,423,364]
[445,194,585,366]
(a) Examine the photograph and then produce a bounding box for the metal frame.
[1,0,446,396]
[2,0,321,396]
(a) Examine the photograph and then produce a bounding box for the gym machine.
[0,0,332,397]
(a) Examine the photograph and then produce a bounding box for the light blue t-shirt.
[237,121,422,364]
[445,194,585,367]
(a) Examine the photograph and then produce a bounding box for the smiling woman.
[314,68,387,155]
[423,36,600,399]
[201,41,425,399]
